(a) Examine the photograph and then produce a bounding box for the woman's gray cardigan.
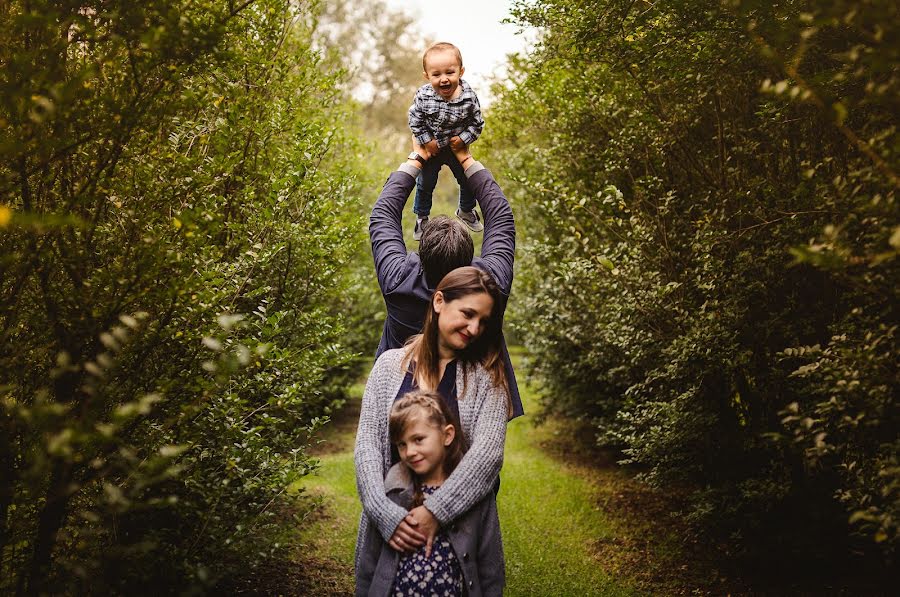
[357,463,505,596]
[353,348,508,591]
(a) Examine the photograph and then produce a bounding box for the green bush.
[484,0,897,558]
[0,1,371,592]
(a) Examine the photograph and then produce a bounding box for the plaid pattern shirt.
[408,79,484,149]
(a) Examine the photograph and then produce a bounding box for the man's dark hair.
[419,216,474,288]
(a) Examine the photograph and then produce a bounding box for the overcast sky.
[385,0,536,105]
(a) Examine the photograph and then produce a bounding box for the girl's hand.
[449,136,466,151]
[388,514,426,553]
[408,505,439,557]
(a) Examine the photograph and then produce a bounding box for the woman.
[354,266,510,596]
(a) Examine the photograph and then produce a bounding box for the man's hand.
[449,135,466,151]
[407,505,439,557]
[405,139,431,171]
[451,142,474,170]
[423,138,439,157]
[388,514,426,553]
[413,139,431,161]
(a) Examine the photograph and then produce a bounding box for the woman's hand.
[407,505,439,557]
[388,513,426,553]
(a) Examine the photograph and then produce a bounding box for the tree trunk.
[23,460,73,597]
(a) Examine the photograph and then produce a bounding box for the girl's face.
[432,291,494,355]
[396,415,455,485]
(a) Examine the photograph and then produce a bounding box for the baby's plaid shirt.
[408,79,484,149]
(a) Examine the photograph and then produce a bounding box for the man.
[370,141,522,418]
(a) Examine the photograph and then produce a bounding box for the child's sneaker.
[456,208,484,232]
[413,216,429,241]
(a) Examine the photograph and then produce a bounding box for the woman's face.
[433,290,494,354]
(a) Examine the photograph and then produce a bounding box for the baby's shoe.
[413,216,429,241]
[456,208,483,232]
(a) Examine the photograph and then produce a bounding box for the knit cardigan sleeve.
[424,367,508,525]
[354,352,409,541]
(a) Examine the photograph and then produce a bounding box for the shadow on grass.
[534,409,896,596]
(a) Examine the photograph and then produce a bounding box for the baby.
[408,42,485,241]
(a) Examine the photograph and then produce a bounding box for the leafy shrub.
[779,324,898,554]
[484,0,897,559]
[0,0,372,592]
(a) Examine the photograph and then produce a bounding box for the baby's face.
[424,49,464,100]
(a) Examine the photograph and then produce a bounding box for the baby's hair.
[422,42,463,71]
[389,390,466,506]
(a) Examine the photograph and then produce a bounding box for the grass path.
[292,353,639,595]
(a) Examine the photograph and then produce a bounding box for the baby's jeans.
[413,147,475,217]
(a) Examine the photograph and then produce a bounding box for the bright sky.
[385,0,536,106]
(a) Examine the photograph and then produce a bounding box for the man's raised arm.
[369,148,427,293]
[450,146,515,295]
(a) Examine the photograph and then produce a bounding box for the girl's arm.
[424,374,507,525]
[354,358,409,541]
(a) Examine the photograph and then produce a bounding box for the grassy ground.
[494,361,637,595]
[291,352,639,596]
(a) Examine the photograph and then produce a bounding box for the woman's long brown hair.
[389,391,466,507]
[403,266,511,416]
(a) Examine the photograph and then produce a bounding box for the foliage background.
[0,0,384,592]
[2,0,896,592]
[483,0,897,565]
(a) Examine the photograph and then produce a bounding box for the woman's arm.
[424,373,508,525]
[354,358,410,541]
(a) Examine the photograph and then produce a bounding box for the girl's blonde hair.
[403,266,511,416]
[389,391,465,507]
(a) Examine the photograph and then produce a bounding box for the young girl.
[356,391,504,596]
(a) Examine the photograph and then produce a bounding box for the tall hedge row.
[1,1,370,592]
[485,0,897,558]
